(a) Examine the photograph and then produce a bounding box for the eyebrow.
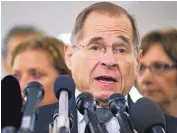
[116,35,131,45]
[86,35,131,46]
[87,37,103,46]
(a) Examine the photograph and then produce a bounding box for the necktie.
[96,108,114,124]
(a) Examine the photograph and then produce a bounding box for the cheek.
[71,53,98,90]
[39,77,55,94]
[157,73,177,97]
[71,54,87,89]
[71,55,85,79]
[118,56,136,80]
[136,76,144,91]
[118,56,137,93]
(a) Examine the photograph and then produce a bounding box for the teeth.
[99,80,114,83]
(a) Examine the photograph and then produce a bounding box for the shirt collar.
[75,88,84,124]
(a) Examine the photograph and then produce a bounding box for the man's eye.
[115,47,127,54]
[119,48,127,53]
[89,45,102,51]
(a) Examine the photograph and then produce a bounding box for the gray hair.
[71,2,140,54]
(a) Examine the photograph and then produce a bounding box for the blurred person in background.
[136,28,177,132]
[10,35,70,107]
[1,25,44,77]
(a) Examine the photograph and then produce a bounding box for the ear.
[64,45,73,70]
[136,49,143,72]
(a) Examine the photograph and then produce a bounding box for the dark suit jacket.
[34,94,134,133]
[36,94,177,133]
[165,114,177,133]
[35,103,58,133]
[35,92,78,133]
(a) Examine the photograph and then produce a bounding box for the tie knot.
[96,108,114,124]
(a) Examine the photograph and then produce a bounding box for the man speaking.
[64,2,141,133]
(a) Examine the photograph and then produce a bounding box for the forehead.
[13,49,53,68]
[80,11,133,44]
[141,43,173,64]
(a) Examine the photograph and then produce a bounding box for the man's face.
[137,44,177,105]
[67,12,139,100]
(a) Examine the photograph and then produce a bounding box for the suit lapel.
[128,94,134,112]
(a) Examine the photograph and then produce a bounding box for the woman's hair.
[11,35,70,75]
[141,27,177,64]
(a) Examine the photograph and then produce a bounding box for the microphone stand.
[51,110,74,133]
[17,81,44,133]
[53,91,70,133]
[76,92,105,133]
[84,109,105,133]
[18,106,39,133]
[115,112,134,133]
[109,93,134,133]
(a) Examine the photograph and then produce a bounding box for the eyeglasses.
[73,43,130,60]
[139,63,177,74]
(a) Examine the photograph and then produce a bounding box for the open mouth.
[95,76,117,83]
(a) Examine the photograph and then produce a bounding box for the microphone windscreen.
[108,93,128,114]
[1,75,22,129]
[130,97,166,133]
[24,81,44,100]
[76,92,96,114]
[53,75,75,99]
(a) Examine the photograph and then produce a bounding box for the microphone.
[76,92,104,133]
[1,75,23,133]
[53,75,75,133]
[108,93,134,133]
[130,97,166,133]
[52,109,74,132]
[19,81,44,133]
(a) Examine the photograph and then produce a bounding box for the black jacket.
[34,94,134,133]
[165,114,177,133]
[35,93,78,133]
[35,94,177,133]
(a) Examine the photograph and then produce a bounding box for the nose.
[100,48,117,68]
[20,75,30,93]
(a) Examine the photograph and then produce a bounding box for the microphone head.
[24,81,44,101]
[108,93,128,115]
[53,75,75,99]
[1,75,22,129]
[76,92,96,115]
[130,97,166,133]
